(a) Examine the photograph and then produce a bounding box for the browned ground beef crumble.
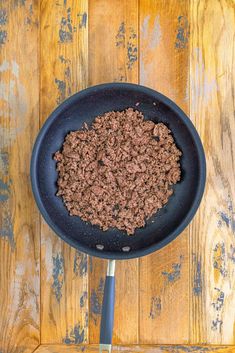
[54,108,182,235]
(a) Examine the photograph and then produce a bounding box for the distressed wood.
[0,0,40,352]
[139,0,190,344]
[40,0,89,344]
[1,0,235,349]
[189,0,235,345]
[88,0,139,344]
[34,344,235,353]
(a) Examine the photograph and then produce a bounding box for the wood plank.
[0,0,40,352]
[40,0,89,344]
[189,0,235,344]
[34,344,235,353]
[139,0,190,344]
[88,0,139,344]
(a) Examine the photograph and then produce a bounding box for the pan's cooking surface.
[31,83,206,259]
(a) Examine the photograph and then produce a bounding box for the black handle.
[100,259,116,352]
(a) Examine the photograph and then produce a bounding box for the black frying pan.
[31,83,206,352]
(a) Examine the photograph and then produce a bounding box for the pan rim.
[30,82,206,260]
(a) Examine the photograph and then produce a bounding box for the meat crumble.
[54,108,182,235]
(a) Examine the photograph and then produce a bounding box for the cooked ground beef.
[54,108,182,235]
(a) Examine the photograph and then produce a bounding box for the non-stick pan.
[31,83,206,352]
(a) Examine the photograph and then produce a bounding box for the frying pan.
[31,83,206,352]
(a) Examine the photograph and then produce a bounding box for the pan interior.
[31,84,205,259]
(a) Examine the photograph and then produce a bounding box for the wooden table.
[0,1,234,352]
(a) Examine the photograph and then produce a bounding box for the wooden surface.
[0,0,235,352]
[34,344,235,353]
[0,0,40,353]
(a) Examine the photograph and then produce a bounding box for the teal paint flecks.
[162,255,183,283]
[55,65,72,105]
[115,22,137,70]
[218,195,235,234]
[73,251,87,278]
[126,27,137,70]
[52,253,64,302]
[59,7,73,43]
[115,22,125,47]
[212,287,225,311]
[149,296,161,319]
[0,152,14,247]
[63,323,85,344]
[192,254,202,296]
[228,244,235,264]
[77,12,87,29]
[80,291,88,308]
[55,78,66,104]
[90,277,104,325]
[0,30,7,45]
[0,9,8,25]
[175,15,189,49]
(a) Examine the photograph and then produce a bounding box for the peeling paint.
[228,244,235,263]
[149,296,161,319]
[192,255,202,296]
[162,256,183,283]
[0,152,9,175]
[0,9,8,25]
[84,311,88,328]
[0,30,7,44]
[115,22,137,70]
[127,40,137,70]
[212,287,224,311]
[213,242,228,277]
[52,253,64,302]
[55,65,72,104]
[55,78,66,104]
[63,323,85,344]
[77,12,87,29]
[0,210,14,246]
[115,22,125,47]
[59,55,71,64]
[175,15,189,49]
[218,195,235,234]
[80,291,88,308]
[127,27,137,70]
[0,151,14,246]
[74,251,88,277]
[59,7,73,43]
[64,66,72,96]
[211,316,223,333]
[91,278,104,324]
[0,179,10,201]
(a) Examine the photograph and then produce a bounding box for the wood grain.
[139,0,190,344]
[0,0,235,349]
[0,0,40,352]
[40,0,89,344]
[88,0,139,344]
[189,0,235,345]
[34,344,235,353]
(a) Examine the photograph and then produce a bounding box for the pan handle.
[99,259,116,353]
